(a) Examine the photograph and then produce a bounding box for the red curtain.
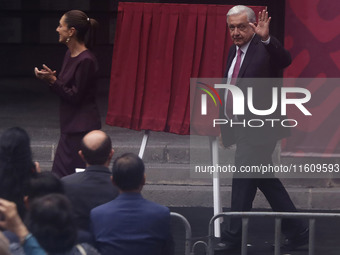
[106,3,263,135]
[282,0,340,156]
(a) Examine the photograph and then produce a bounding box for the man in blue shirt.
[90,153,173,255]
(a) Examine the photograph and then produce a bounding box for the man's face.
[227,13,254,47]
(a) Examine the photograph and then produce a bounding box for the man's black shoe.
[281,228,309,251]
[214,241,241,252]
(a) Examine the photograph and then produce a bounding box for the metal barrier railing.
[170,212,193,255]
[207,211,340,255]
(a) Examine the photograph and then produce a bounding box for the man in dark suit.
[90,153,173,255]
[216,5,308,252]
[61,130,119,233]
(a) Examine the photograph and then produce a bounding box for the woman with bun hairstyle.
[34,10,101,177]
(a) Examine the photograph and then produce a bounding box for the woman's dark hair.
[0,127,37,218]
[64,10,99,49]
[28,194,77,253]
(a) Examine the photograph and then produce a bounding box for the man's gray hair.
[226,5,256,23]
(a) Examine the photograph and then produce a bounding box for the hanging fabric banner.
[106,3,263,136]
[283,0,340,156]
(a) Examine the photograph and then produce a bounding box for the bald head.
[80,130,113,166]
[83,130,108,150]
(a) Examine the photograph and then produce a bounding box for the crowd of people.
[1,4,310,255]
[0,127,173,255]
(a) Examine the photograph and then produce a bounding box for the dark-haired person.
[62,130,119,232]
[34,10,101,177]
[0,127,39,219]
[0,195,100,255]
[24,172,64,208]
[90,153,173,255]
[3,171,64,245]
[28,194,100,255]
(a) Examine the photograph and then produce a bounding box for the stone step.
[142,184,340,211]
[32,131,340,189]
[37,157,340,210]
[37,156,338,191]
[25,127,340,211]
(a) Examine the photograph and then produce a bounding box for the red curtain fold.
[106,3,262,135]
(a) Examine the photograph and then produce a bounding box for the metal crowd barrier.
[207,211,340,255]
[170,212,212,255]
[170,212,192,255]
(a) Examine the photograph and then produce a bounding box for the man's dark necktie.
[226,48,243,119]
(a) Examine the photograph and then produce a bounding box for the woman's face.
[56,15,70,44]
